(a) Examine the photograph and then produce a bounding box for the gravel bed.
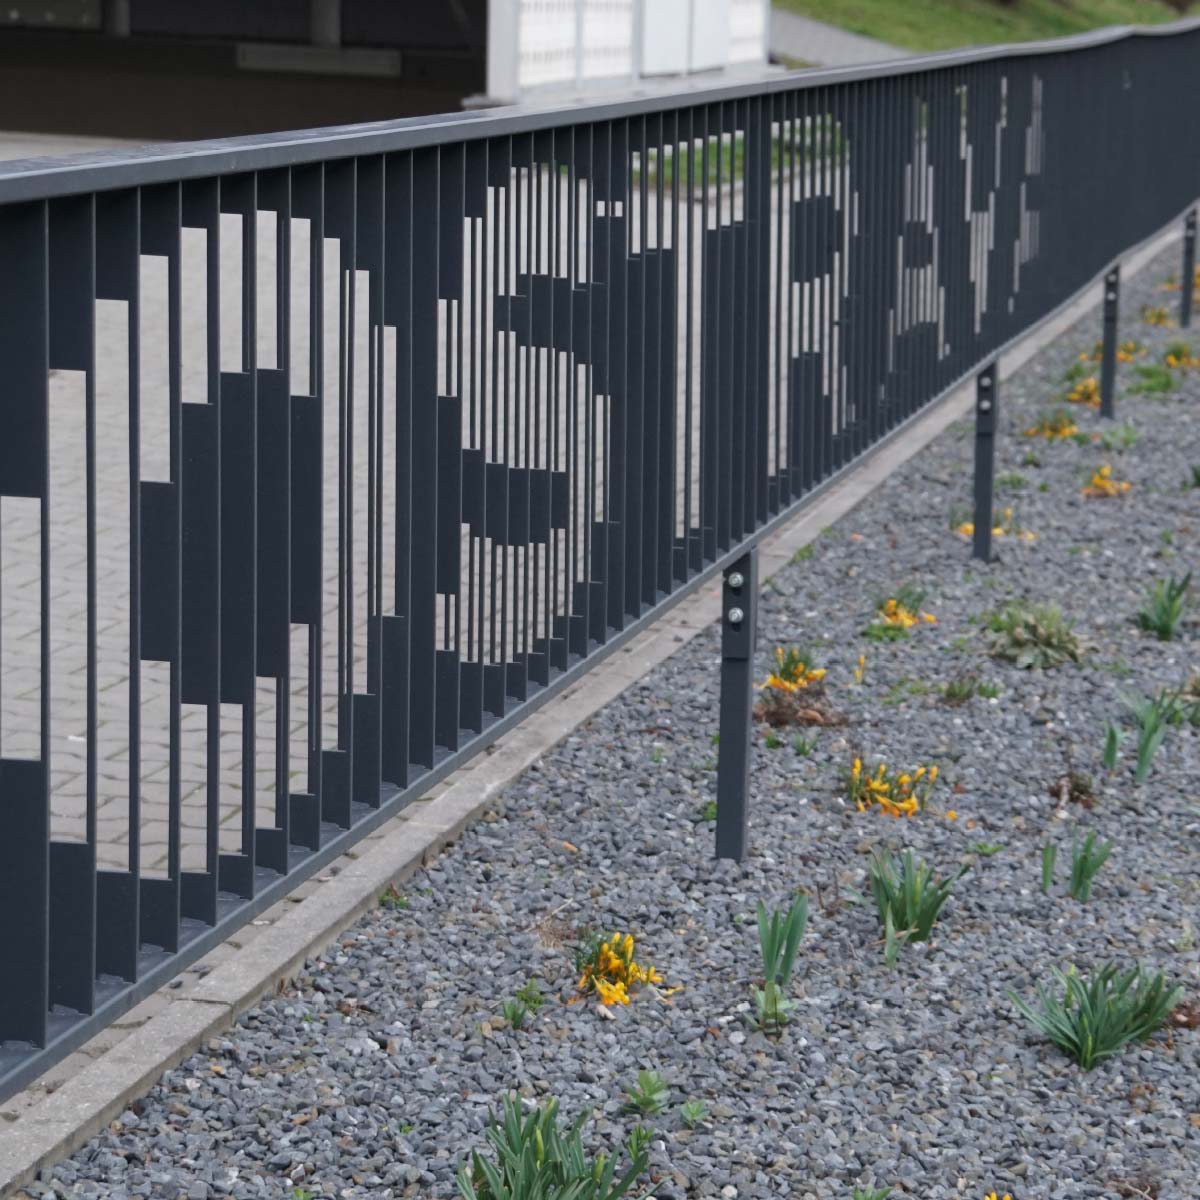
[34,249,1200,1200]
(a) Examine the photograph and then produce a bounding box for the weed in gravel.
[852,1189,892,1200]
[869,850,966,965]
[1103,720,1121,771]
[753,894,809,1033]
[696,799,718,823]
[971,841,1005,856]
[379,884,408,910]
[1068,830,1113,902]
[793,732,817,756]
[1136,572,1191,640]
[853,653,867,685]
[1082,463,1132,498]
[516,979,544,1013]
[501,999,529,1030]
[1041,843,1057,893]
[849,759,938,818]
[1010,962,1183,1070]
[882,678,932,706]
[942,673,978,705]
[574,931,661,1007]
[792,543,816,563]
[457,1094,653,1200]
[996,471,1027,490]
[623,1069,671,1117]
[864,584,936,641]
[1098,422,1139,452]
[1128,362,1175,394]
[1129,691,1175,784]
[680,1099,708,1129]
[983,600,1083,669]
[977,681,1002,700]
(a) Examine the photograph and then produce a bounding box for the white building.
[486,0,771,103]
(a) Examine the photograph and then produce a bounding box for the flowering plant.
[848,758,938,818]
[1082,463,1131,498]
[575,931,661,1007]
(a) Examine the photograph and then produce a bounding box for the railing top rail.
[0,16,1196,204]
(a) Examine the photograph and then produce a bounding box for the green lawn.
[776,0,1194,52]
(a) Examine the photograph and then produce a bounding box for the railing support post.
[715,548,757,861]
[1181,210,1196,329]
[972,363,998,563]
[1099,265,1120,419]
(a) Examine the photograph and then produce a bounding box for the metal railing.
[1,19,1199,1100]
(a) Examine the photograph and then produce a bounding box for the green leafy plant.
[380,883,408,910]
[869,850,967,965]
[622,1069,671,1117]
[1067,830,1113,902]
[1102,720,1121,771]
[696,799,718,823]
[996,471,1027,490]
[1128,362,1176,395]
[502,999,529,1030]
[1041,843,1057,894]
[851,1189,892,1200]
[456,1094,653,1200]
[971,841,1005,857]
[1136,571,1191,641]
[793,732,817,756]
[1129,690,1175,784]
[1099,421,1139,452]
[679,1099,708,1129]
[977,681,1002,700]
[983,600,1083,669]
[1010,963,1183,1070]
[942,673,978,705]
[753,894,809,1032]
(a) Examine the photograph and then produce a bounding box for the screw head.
[727,607,745,625]
[728,571,745,589]
[978,398,992,413]
[980,375,991,388]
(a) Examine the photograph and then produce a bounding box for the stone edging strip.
[0,223,1182,1197]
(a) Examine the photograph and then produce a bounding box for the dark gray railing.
[1,19,1199,1100]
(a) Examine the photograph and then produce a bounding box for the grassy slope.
[775,0,1193,52]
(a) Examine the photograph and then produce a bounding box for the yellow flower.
[1082,463,1131,498]
[946,810,958,821]
[594,978,629,1006]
